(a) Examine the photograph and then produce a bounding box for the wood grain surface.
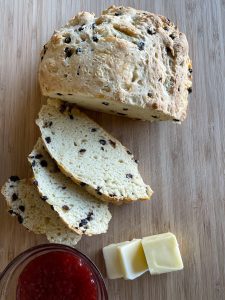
[0,1,225,299]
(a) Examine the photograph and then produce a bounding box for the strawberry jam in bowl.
[0,244,108,300]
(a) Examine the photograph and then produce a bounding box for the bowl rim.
[0,243,108,299]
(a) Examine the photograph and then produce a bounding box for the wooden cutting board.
[0,0,225,299]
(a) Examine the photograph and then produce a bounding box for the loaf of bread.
[39,5,192,122]
[28,138,111,236]
[36,99,152,204]
[1,178,81,247]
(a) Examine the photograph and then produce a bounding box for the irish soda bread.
[36,99,152,204]
[28,138,111,235]
[1,178,81,247]
[39,5,192,122]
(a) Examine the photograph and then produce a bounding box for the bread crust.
[39,5,192,122]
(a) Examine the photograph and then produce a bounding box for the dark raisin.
[188,67,193,74]
[41,195,48,201]
[96,186,102,195]
[117,112,126,116]
[92,36,99,42]
[41,56,44,60]
[78,26,84,31]
[102,102,109,106]
[9,185,14,188]
[79,149,86,154]
[159,77,162,82]
[126,173,133,179]
[91,128,97,132]
[79,219,88,227]
[62,205,70,211]
[18,215,23,224]
[147,27,156,35]
[173,119,180,122]
[64,47,73,58]
[164,26,169,31]
[33,180,38,186]
[19,205,25,212]
[76,48,82,54]
[35,154,43,159]
[123,108,128,111]
[137,41,145,50]
[152,116,158,119]
[188,87,192,93]
[61,186,66,190]
[101,147,104,151]
[57,93,63,96]
[74,142,77,146]
[31,161,36,167]
[92,23,96,29]
[87,212,93,221]
[12,193,18,201]
[134,159,138,163]
[115,12,122,16]
[40,160,48,167]
[10,176,20,182]
[148,92,153,97]
[166,47,172,55]
[109,193,116,197]
[80,182,86,187]
[127,150,132,155]
[8,210,14,215]
[69,114,74,120]
[109,140,116,148]
[45,137,51,144]
[60,103,67,113]
[50,205,54,211]
[43,44,47,54]
[43,121,51,128]
[169,33,176,40]
[64,36,71,43]
[77,66,81,76]
[99,139,106,145]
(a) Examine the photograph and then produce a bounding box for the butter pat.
[103,242,129,279]
[142,232,183,275]
[118,239,148,280]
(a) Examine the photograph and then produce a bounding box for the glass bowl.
[0,243,108,300]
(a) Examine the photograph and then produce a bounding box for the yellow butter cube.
[103,242,129,279]
[118,239,148,280]
[142,232,183,275]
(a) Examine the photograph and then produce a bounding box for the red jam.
[16,251,98,300]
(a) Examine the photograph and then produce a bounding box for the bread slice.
[39,6,192,122]
[1,178,81,247]
[36,99,152,204]
[28,138,111,236]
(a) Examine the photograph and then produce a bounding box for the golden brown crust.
[39,6,192,122]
